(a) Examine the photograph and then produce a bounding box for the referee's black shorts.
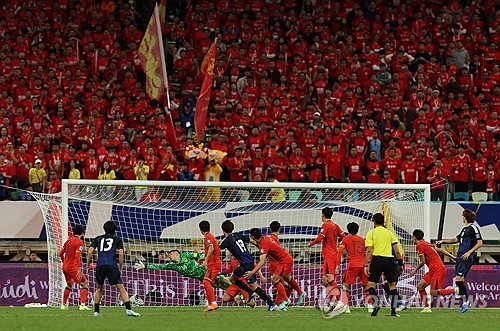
[368,256,399,283]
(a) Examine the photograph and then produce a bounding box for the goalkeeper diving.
[134,250,229,290]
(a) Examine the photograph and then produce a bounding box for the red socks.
[419,290,429,308]
[203,280,216,305]
[63,287,71,304]
[326,281,340,302]
[364,290,373,304]
[274,282,289,302]
[80,288,88,304]
[438,288,455,295]
[288,278,303,295]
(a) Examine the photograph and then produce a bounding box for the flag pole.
[154,3,171,109]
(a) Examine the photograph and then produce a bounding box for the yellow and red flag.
[138,3,168,101]
[195,41,216,142]
[158,0,167,28]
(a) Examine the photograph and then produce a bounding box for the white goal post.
[34,180,430,308]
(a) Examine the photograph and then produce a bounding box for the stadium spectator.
[0,0,497,201]
[29,159,46,193]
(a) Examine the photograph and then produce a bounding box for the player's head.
[373,213,385,226]
[167,249,181,262]
[412,229,425,243]
[346,222,359,235]
[249,227,263,241]
[72,224,84,236]
[103,221,117,234]
[321,207,333,221]
[269,220,281,233]
[199,220,210,233]
[221,220,234,234]
[462,209,476,224]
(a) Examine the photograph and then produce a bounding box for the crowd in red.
[0,0,499,201]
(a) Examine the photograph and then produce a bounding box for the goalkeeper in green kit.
[134,250,229,289]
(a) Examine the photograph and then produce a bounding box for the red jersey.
[267,233,281,270]
[59,236,84,271]
[346,156,364,182]
[204,232,221,267]
[416,240,445,271]
[325,153,343,180]
[339,235,366,268]
[258,235,292,264]
[472,159,487,182]
[382,157,400,181]
[400,160,418,184]
[453,154,471,182]
[310,220,345,258]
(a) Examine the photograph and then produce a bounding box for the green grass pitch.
[1,307,498,331]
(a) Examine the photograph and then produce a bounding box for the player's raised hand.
[435,240,443,246]
[134,261,147,270]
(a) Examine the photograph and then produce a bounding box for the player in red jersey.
[308,207,345,308]
[59,225,90,310]
[246,227,296,311]
[337,222,372,313]
[199,220,221,311]
[268,221,306,306]
[410,229,456,313]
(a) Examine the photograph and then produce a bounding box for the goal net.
[32,180,430,308]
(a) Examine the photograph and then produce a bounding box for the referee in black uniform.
[364,213,404,317]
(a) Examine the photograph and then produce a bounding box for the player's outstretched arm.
[244,253,267,279]
[410,255,426,276]
[435,247,456,261]
[308,232,324,247]
[436,237,459,245]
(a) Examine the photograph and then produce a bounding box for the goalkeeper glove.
[134,261,148,270]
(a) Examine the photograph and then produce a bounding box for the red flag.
[195,41,216,142]
[165,110,177,148]
[138,3,168,101]
[158,0,167,28]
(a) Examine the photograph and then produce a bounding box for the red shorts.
[225,282,249,298]
[344,266,368,285]
[322,257,338,276]
[268,260,277,275]
[204,265,221,283]
[423,268,447,290]
[274,258,293,277]
[63,268,87,285]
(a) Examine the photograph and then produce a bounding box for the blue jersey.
[90,234,124,267]
[219,233,254,265]
[457,224,482,260]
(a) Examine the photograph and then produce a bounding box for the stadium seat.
[453,192,470,201]
[288,190,301,202]
[311,191,323,202]
[471,192,488,202]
